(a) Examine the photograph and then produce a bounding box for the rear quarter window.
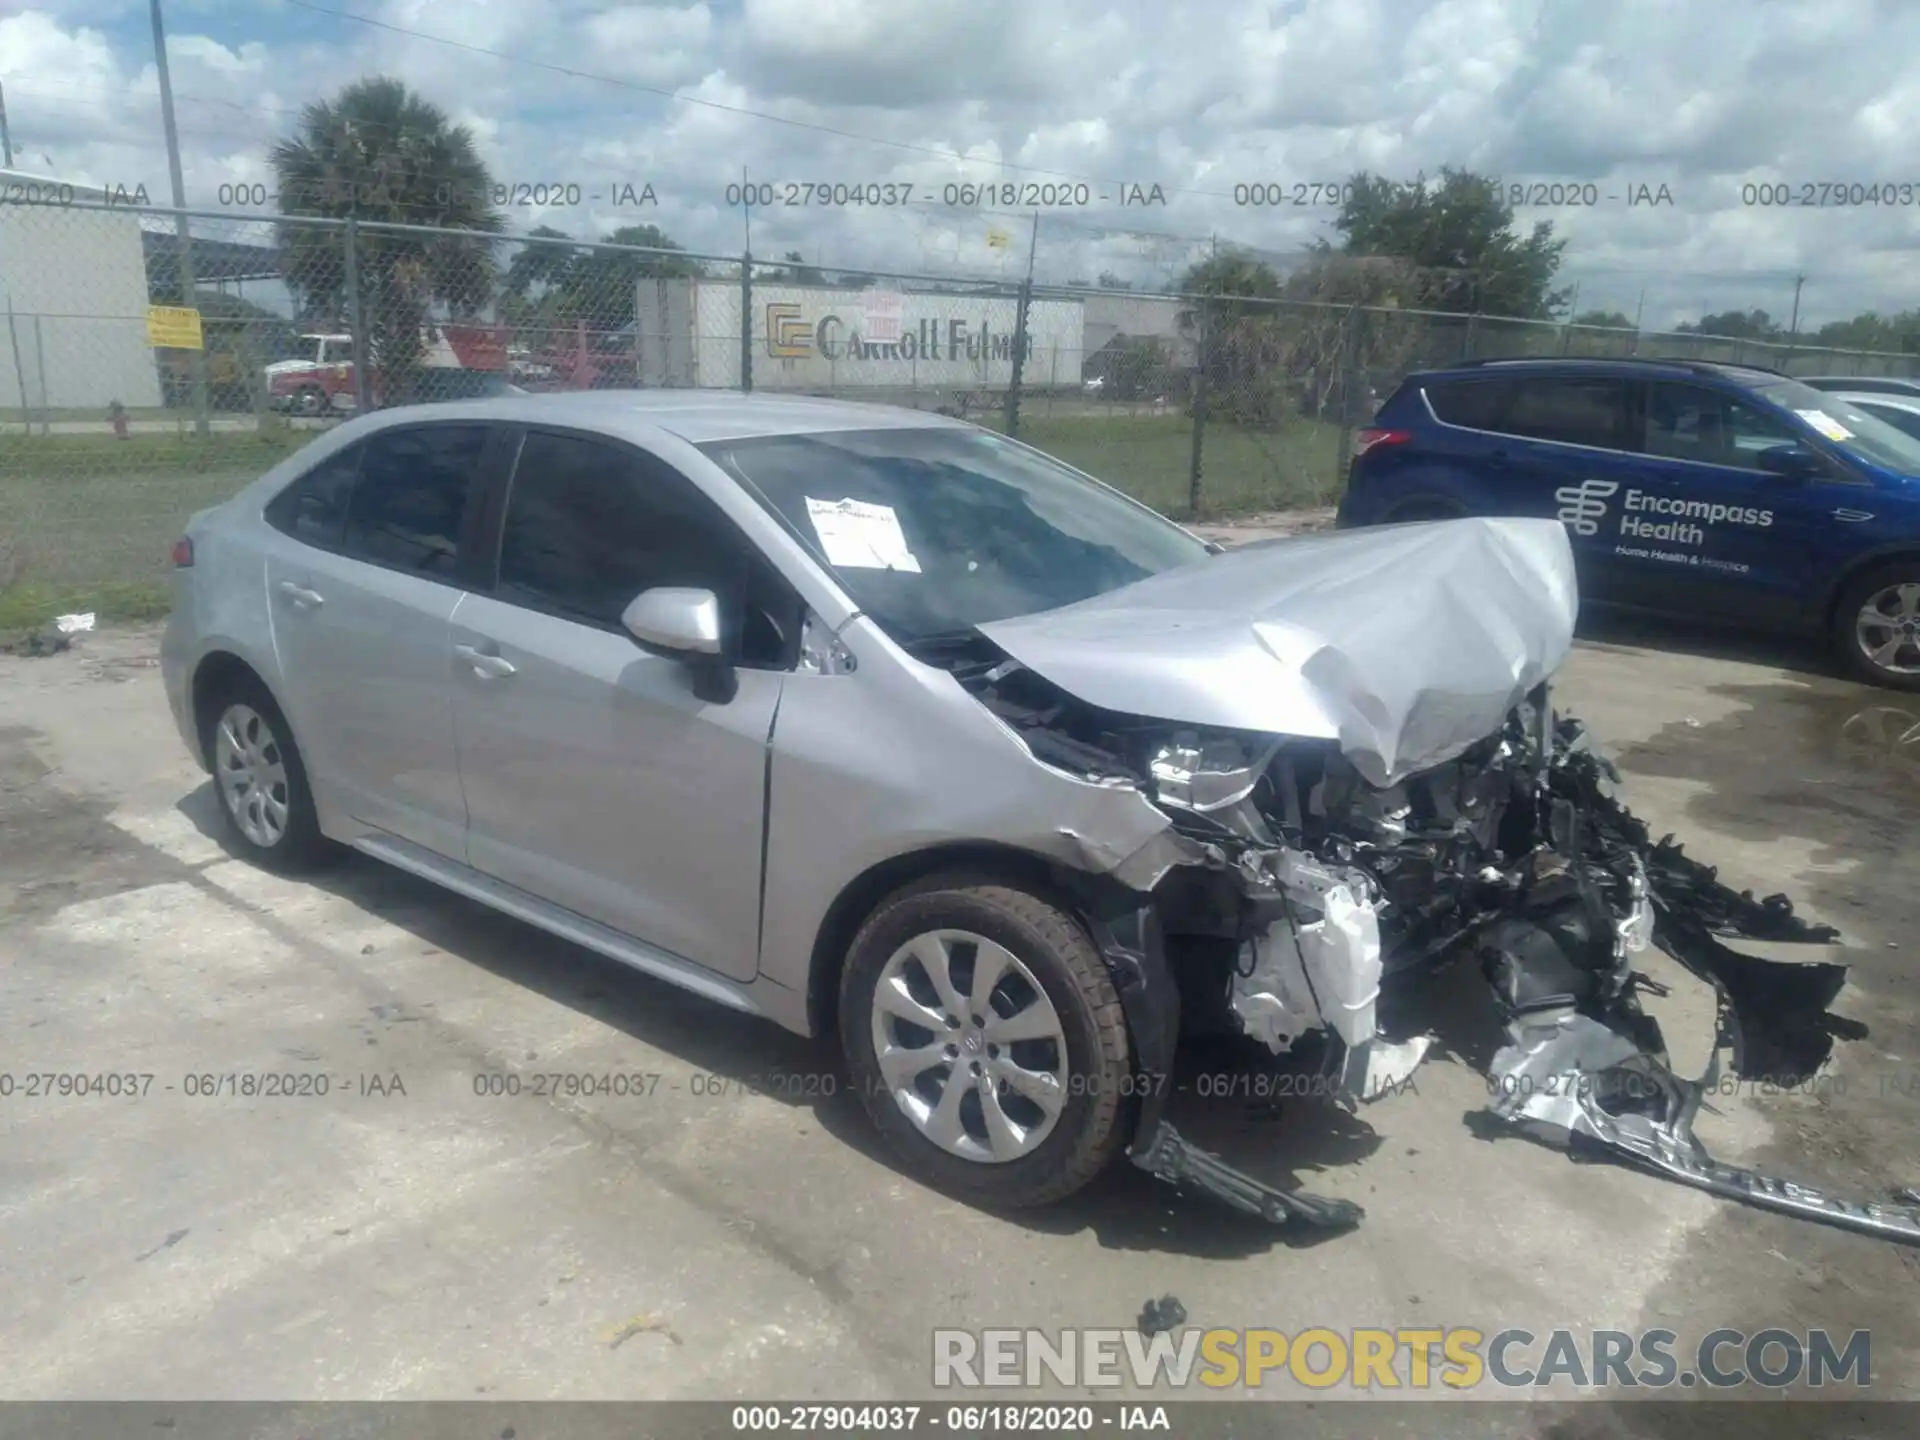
[265,441,364,548]
[1423,379,1515,430]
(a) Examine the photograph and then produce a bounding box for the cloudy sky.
[2,0,1917,329]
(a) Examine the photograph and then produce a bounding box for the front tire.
[1833,562,1920,691]
[1385,497,1465,523]
[200,674,332,871]
[839,874,1134,1209]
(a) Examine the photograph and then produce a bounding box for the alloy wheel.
[214,702,291,848]
[1855,582,1920,677]
[868,928,1070,1163]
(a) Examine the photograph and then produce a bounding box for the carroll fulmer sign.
[768,298,1028,365]
[667,281,1085,390]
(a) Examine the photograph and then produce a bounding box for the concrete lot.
[2,608,1917,1429]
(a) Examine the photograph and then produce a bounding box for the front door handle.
[277,580,325,608]
[454,643,517,679]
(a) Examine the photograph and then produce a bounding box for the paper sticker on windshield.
[1796,408,1853,442]
[804,497,922,572]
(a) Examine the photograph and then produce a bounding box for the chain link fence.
[5,195,1919,630]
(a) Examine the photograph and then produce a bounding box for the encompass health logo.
[1554,477,1620,536]
[1553,477,1776,547]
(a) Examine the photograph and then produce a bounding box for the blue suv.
[1338,358,1920,689]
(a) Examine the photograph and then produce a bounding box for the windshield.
[1755,378,1920,475]
[700,426,1210,643]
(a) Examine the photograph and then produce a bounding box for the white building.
[0,170,163,411]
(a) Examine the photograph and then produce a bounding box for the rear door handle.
[454,643,517,679]
[277,580,324,608]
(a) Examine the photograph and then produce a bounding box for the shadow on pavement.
[1576,606,1835,680]
[175,782,1341,1258]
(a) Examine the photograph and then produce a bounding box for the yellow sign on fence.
[145,305,204,350]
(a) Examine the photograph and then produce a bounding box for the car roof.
[348,389,975,445]
[1800,375,1920,395]
[1399,356,1793,388]
[1827,390,1920,414]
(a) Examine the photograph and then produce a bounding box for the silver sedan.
[161,391,1895,1239]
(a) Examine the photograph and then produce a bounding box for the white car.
[1824,390,1920,444]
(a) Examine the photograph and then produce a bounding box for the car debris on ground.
[953,519,1917,1244]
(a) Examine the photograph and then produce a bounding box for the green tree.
[764,250,827,285]
[1177,251,1283,313]
[559,224,703,329]
[505,225,579,298]
[1172,252,1290,425]
[1328,168,1569,319]
[1572,309,1635,329]
[1096,269,1132,290]
[1809,310,1920,353]
[271,76,504,401]
[1806,310,1920,352]
[1673,309,1783,340]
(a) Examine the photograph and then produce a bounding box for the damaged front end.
[949,641,1918,1245]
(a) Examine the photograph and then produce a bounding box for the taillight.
[171,536,194,567]
[1353,428,1413,459]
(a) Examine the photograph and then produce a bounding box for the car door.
[262,422,501,859]
[1621,381,1864,623]
[450,427,803,983]
[1468,374,1645,599]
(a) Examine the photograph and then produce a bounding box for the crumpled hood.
[977,516,1579,788]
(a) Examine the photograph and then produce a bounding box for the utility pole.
[150,0,210,437]
[1631,287,1645,355]
[739,166,753,394]
[0,83,14,168]
[1787,272,1806,344]
[1001,211,1040,438]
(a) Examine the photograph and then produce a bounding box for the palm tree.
[272,76,504,400]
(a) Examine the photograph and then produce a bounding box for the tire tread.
[838,871,1134,1209]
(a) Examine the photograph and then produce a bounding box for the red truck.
[512,319,638,391]
[265,323,510,415]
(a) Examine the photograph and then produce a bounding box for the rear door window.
[1497,378,1628,450]
[339,424,490,579]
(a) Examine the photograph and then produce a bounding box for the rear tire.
[1832,561,1920,691]
[839,873,1134,1209]
[199,673,333,871]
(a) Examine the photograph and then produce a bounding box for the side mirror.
[620,587,738,704]
[1755,443,1822,481]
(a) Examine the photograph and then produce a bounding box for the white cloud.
[0,0,1914,328]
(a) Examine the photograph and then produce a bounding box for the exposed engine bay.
[937,639,1920,1246]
